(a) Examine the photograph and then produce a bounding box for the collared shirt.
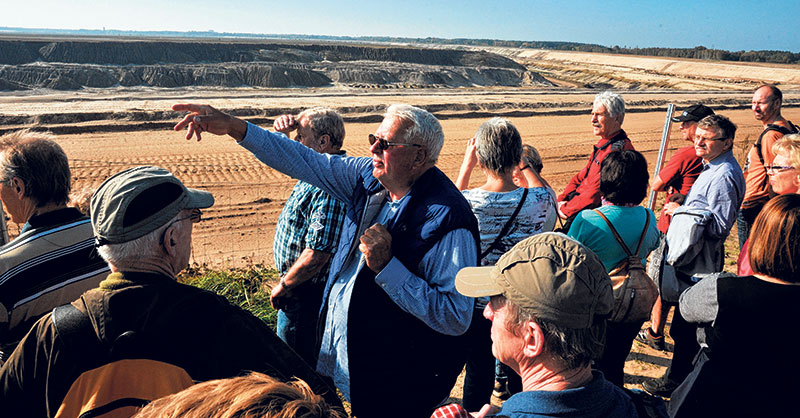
[682,150,745,239]
[273,179,346,283]
[490,371,640,418]
[237,123,476,401]
[315,194,475,401]
[0,207,109,356]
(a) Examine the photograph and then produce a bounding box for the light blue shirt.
[682,150,745,239]
[237,122,476,401]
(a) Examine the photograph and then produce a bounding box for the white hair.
[97,211,185,265]
[593,91,625,123]
[384,104,444,164]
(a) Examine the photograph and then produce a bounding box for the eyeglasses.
[766,165,796,173]
[166,209,203,229]
[694,135,727,143]
[160,209,202,245]
[368,134,422,151]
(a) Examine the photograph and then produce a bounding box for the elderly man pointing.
[173,103,480,418]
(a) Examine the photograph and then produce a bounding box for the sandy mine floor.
[2,46,798,396]
[13,102,791,270]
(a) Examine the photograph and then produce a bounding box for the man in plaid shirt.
[269,108,347,365]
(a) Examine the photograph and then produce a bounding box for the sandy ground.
[12,103,793,270]
[10,95,788,400]
[1,73,797,400]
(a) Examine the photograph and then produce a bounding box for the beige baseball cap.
[455,233,613,329]
[91,166,214,245]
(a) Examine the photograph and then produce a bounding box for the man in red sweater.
[557,91,634,230]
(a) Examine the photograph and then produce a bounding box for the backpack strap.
[754,122,797,170]
[480,188,528,262]
[52,304,98,349]
[592,208,650,258]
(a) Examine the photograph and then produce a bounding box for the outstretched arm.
[172,103,248,142]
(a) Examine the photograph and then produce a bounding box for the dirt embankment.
[0,39,553,91]
[481,47,800,90]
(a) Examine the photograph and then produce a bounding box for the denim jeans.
[736,204,763,250]
[276,281,324,366]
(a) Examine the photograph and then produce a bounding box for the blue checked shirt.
[273,179,347,283]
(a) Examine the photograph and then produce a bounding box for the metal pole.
[647,103,675,211]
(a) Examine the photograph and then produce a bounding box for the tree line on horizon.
[412,38,800,65]
[3,26,798,65]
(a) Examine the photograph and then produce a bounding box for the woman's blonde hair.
[772,134,800,168]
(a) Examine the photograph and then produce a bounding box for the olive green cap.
[91,166,214,245]
[455,233,612,329]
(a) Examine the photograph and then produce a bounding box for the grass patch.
[178,264,280,329]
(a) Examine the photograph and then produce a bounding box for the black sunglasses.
[368,134,422,151]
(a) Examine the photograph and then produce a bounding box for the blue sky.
[3,0,799,52]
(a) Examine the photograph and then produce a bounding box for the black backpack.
[52,304,193,418]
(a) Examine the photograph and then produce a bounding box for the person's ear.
[521,320,545,359]
[318,134,329,148]
[10,177,25,198]
[412,146,429,167]
[162,225,178,256]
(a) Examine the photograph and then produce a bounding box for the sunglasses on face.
[368,134,422,151]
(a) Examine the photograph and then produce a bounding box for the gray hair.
[0,129,71,207]
[97,211,186,265]
[698,114,737,150]
[499,295,605,370]
[297,107,345,149]
[474,117,522,175]
[384,104,443,164]
[594,91,625,123]
[521,144,544,174]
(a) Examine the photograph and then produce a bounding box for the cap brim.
[455,266,503,298]
[185,188,215,209]
[671,116,687,123]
